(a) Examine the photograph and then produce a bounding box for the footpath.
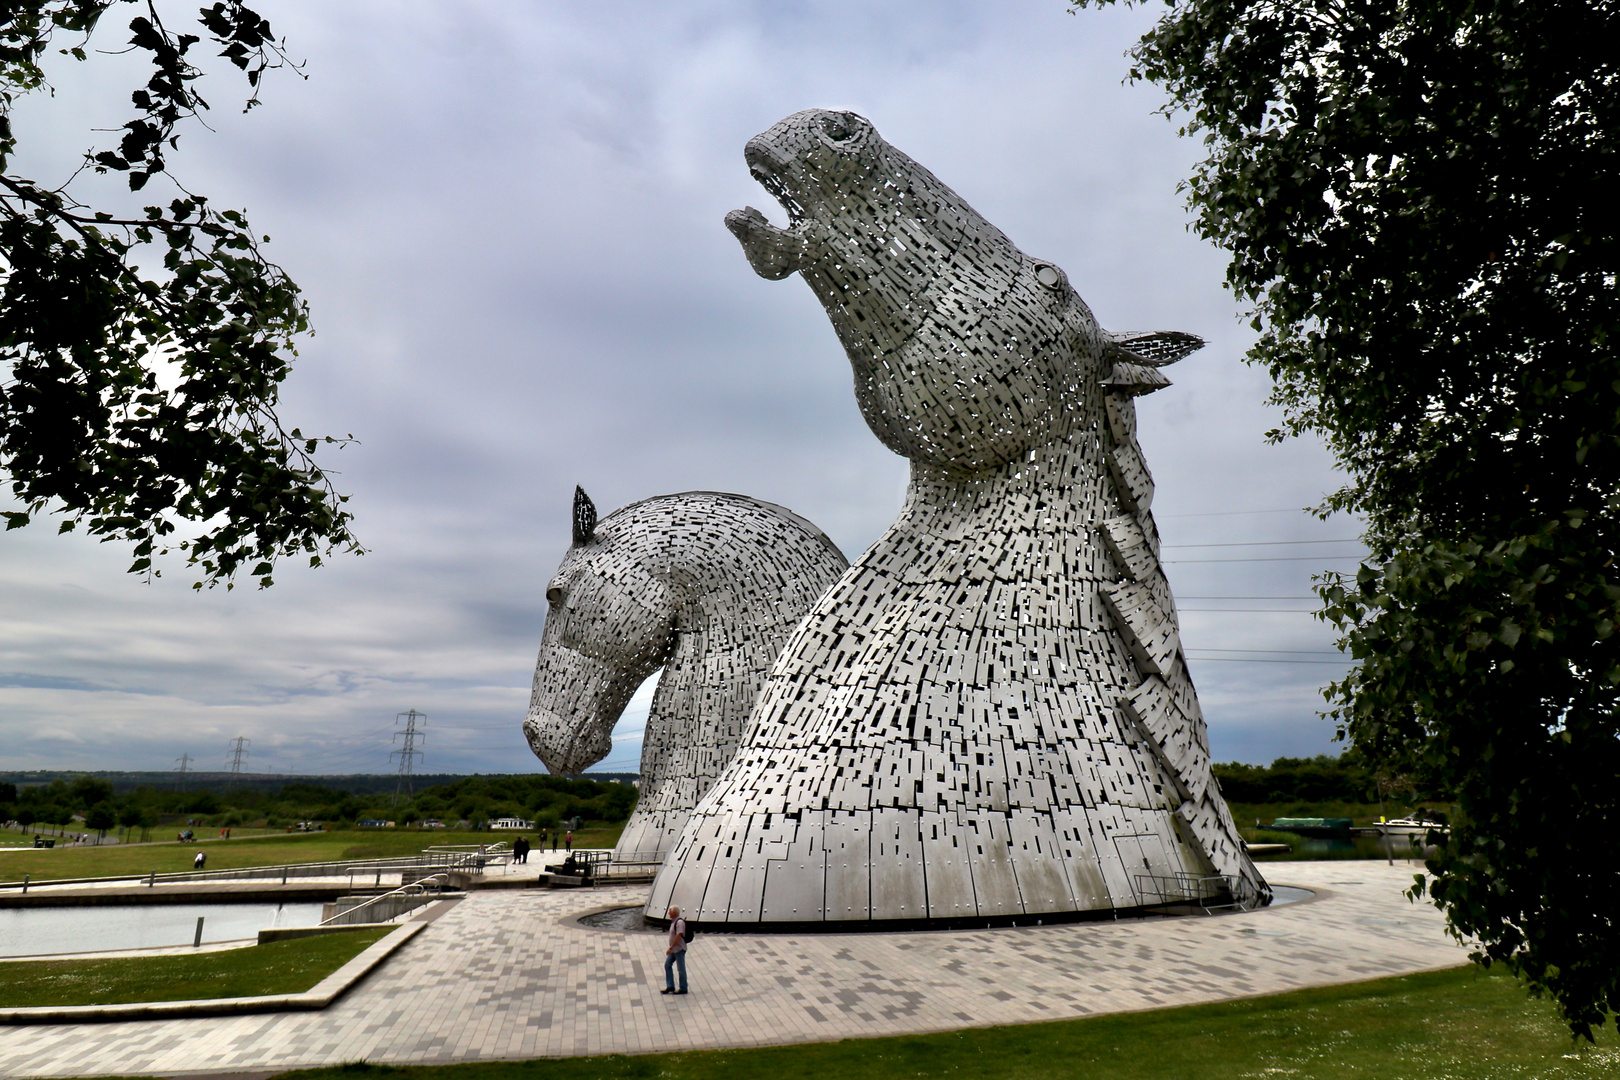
[0,861,1464,1078]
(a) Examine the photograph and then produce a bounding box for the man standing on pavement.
[662,905,688,995]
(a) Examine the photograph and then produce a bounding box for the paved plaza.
[0,861,1466,1077]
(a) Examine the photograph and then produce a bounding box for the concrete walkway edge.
[0,920,424,1026]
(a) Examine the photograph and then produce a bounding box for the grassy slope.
[0,926,391,1007]
[272,966,1615,1080]
[0,827,624,883]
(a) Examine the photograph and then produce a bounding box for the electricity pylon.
[225,737,250,787]
[391,710,426,806]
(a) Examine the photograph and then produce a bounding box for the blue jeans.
[664,950,687,991]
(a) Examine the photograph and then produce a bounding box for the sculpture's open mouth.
[750,171,798,221]
[744,142,802,222]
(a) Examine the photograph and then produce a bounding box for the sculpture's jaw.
[725,206,814,280]
[523,704,612,777]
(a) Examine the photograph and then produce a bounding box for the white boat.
[1373,818,1448,843]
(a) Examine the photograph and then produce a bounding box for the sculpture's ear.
[572,486,597,546]
[1105,330,1205,367]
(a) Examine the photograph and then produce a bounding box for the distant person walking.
[514,836,529,864]
[662,905,689,995]
[565,829,573,851]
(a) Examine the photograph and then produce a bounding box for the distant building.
[489,817,533,830]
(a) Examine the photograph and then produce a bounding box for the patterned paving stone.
[0,862,1464,1077]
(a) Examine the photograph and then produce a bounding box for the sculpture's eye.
[546,585,564,605]
[1034,264,1063,290]
[821,114,852,142]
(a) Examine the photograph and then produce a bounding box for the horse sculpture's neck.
[623,559,802,852]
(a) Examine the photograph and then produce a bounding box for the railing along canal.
[0,847,511,893]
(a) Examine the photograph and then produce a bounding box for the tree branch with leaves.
[1069,0,1619,1037]
[0,1,359,588]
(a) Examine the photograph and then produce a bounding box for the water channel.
[0,902,324,959]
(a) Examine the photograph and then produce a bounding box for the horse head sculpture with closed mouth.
[524,486,848,863]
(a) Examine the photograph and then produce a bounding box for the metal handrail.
[1133,871,1267,913]
[425,842,512,854]
[319,874,449,925]
[0,848,498,892]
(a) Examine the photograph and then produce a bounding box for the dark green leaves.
[1071,0,1619,1038]
[0,3,356,588]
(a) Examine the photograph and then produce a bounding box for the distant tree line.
[0,773,639,837]
[1211,753,1381,805]
[0,770,634,797]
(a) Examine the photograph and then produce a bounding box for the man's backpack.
[681,919,695,944]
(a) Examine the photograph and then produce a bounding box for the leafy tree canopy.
[1070,0,1619,1037]
[1,1,359,588]
[1212,752,1376,805]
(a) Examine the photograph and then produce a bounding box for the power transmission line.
[1161,538,1362,549]
[1189,647,1344,655]
[225,737,250,787]
[391,710,426,806]
[1165,554,1366,564]
[174,752,192,790]
[1158,507,1316,518]
[1180,608,1318,612]
[1185,657,1352,665]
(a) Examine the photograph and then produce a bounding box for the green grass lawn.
[0,823,287,844]
[0,826,624,883]
[270,966,1615,1080]
[0,926,391,1008]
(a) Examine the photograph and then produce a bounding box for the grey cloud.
[0,1,1356,775]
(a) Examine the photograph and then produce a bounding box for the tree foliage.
[0,1,358,588]
[0,774,641,835]
[1071,0,1619,1037]
[1211,753,1375,805]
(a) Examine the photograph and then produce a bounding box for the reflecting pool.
[0,902,324,958]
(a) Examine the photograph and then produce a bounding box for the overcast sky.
[0,1,1362,780]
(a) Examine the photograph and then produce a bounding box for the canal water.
[0,902,324,958]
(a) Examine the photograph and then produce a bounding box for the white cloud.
[0,1,1357,774]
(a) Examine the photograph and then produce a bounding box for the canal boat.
[1372,818,1449,843]
[1268,817,1353,839]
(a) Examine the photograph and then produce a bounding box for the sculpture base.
[645,886,1265,934]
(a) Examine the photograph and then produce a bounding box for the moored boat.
[1373,817,1449,843]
